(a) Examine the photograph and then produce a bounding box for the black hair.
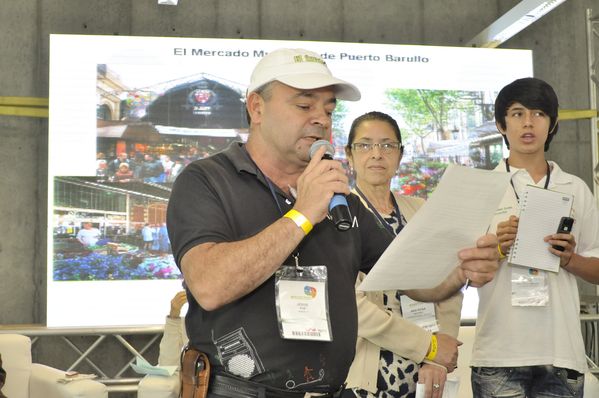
[494,77,559,151]
[345,111,403,153]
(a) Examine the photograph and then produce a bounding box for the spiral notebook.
[508,185,573,272]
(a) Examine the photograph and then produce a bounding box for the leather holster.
[180,345,211,398]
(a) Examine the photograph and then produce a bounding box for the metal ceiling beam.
[466,0,569,48]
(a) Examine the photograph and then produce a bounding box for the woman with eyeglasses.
[343,112,463,398]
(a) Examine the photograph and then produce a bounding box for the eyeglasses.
[351,142,402,154]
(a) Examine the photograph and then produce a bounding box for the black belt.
[209,373,341,398]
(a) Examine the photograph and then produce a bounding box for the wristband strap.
[284,209,313,235]
[497,243,506,259]
[425,334,438,361]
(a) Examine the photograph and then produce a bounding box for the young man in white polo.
[471,77,599,398]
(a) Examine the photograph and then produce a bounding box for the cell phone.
[552,216,574,251]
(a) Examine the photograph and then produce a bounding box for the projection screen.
[48,35,533,327]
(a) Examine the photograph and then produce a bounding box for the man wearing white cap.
[167,48,499,398]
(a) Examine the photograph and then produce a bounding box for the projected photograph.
[96,64,246,186]
[52,177,180,281]
[382,88,502,198]
[51,63,248,283]
[96,62,504,200]
[48,35,533,326]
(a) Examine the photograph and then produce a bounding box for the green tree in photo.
[332,100,349,151]
[386,89,475,154]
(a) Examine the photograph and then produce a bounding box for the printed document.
[508,185,573,272]
[358,164,510,291]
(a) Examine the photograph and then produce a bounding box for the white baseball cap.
[247,48,361,101]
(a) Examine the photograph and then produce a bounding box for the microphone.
[309,140,352,231]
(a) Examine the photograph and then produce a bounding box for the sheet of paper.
[508,185,573,272]
[130,356,178,376]
[359,164,510,291]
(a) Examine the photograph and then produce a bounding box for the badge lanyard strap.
[241,145,290,217]
[263,170,304,273]
[242,146,303,272]
[505,158,551,303]
[505,158,551,201]
[355,186,401,237]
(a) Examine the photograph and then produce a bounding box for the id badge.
[511,266,549,306]
[275,265,332,341]
[400,295,439,333]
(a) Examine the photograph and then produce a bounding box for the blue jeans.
[471,365,584,398]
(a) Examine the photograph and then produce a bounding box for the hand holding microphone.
[292,140,351,230]
[301,140,352,231]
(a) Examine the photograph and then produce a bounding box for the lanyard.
[505,158,551,201]
[247,149,303,266]
[265,177,287,216]
[241,145,291,215]
[355,186,402,236]
[264,177,304,270]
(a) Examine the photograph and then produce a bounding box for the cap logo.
[293,54,326,65]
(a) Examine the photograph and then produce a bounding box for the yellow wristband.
[425,334,438,361]
[497,243,506,259]
[284,209,313,235]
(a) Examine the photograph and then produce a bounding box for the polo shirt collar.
[546,161,573,186]
[223,142,260,176]
[496,158,573,187]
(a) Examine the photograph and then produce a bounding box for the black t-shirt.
[167,143,391,392]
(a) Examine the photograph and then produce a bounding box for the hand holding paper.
[457,234,500,288]
[415,378,459,398]
[415,363,450,398]
[496,215,518,256]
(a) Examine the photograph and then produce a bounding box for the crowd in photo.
[95,146,216,184]
[52,218,179,282]
[141,223,171,254]
[54,217,172,255]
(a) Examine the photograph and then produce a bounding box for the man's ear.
[246,92,264,124]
